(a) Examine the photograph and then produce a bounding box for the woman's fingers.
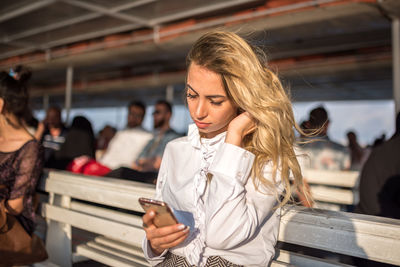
[142,210,190,252]
[146,223,187,239]
[142,210,156,228]
[150,225,190,249]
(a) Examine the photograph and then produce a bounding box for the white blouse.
[143,124,283,267]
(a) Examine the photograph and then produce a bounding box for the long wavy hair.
[187,30,307,207]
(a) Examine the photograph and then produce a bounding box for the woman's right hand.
[142,210,190,256]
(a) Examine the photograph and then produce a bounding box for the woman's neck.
[0,114,31,142]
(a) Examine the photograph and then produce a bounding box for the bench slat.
[86,241,149,266]
[303,169,359,188]
[42,204,145,246]
[310,186,354,205]
[94,236,145,258]
[76,244,149,267]
[270,260,295,267]
[275,249,352,267]
[70,201,143,227]
[279,207,400,265]
[41,170,155,212]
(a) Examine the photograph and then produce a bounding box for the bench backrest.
[303,168,359,210]
[38,170,399,266]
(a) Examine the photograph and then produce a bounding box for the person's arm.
[296,178,313,207]
[132,140,152,171]
[6,197,24,214]
[204,143,282,249]
[34,122,45,140]
[204,112,282,249]
[8,141,43,216]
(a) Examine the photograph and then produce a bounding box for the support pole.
[43,94,49,111]
[65,65,73,124]
[393,18,400,114]
[166,84,174,103]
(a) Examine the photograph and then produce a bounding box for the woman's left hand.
[225,112,256,147]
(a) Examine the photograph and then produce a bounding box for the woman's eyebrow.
[187,84,226,99]
[186,84,198,94]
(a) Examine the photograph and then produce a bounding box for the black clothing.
[105,167,157,184]
[356,135,400,218]
[41,126,68,168]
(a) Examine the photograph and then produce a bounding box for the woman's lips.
[194,121,211,129]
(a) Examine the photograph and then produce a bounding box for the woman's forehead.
[187,63,225,95]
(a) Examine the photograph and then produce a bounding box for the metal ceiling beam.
[269,31,390,60]
[0,23,145,60]
[0,0,55,23]
[30,71,186,97]
[2,0,157,44]
[2,13,100,43]
[150,0,259,25]
[59,0,152,27]
[3,40,40,49]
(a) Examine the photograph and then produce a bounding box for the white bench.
[302,168,360,211]
[37,170,400,267]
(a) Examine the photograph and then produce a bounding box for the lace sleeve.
[10,140,43,200]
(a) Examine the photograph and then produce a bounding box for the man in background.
[99,101,152,169]
[133,100,180,172]
[296,106,350,208]
[39,106,68,168]
[356,112,400,220]
[299,106,350,171]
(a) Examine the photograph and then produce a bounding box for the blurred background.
[1,0,399,146]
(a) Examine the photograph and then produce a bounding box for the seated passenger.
[132,100,181,172]
[99,101,153,169]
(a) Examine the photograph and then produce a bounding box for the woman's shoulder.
[168,135,190,145]
[17,139,41,155]
[164,135,191,153]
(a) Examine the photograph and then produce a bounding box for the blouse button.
[244,152,249,158]
[237,171,243,178]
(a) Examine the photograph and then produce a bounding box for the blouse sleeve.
[142,143,171,265]
[10,141,43,200]
[205,142,282,250]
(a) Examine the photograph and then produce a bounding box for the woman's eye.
[186,93,197,99]
[211,101,223,106]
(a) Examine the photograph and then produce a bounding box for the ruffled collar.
[187,123,227,150]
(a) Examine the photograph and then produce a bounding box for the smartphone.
[138,197,179,227]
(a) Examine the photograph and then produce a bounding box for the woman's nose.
[195,100,207,119]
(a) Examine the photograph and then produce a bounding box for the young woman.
[142,31,305,266]
[0,71,43,238]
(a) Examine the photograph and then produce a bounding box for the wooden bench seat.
[37,170,400,267]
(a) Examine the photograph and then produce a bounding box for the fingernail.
[184,226,190,232]
[149,211,155,216]
[177,224,185,230]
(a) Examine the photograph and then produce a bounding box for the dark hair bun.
[0,71,29,120]
[14,65,32,84]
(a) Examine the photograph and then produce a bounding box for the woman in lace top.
[141,31,308,266]
[0,70,43,235]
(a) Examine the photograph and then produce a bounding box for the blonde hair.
[187,30,307,207]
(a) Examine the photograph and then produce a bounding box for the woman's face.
[186,63,237,138]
